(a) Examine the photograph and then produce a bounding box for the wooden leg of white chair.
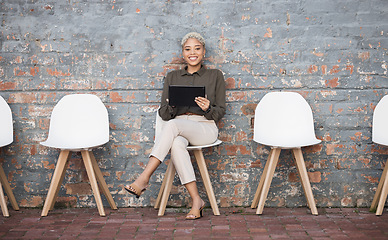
[370,158,388,212]
[0,164,19,211]
[376,166,388,216]
[291,149,310,209]
[0,181,9,217]
[155,162,172,209]
[193,149,220,216]
[81,150,105,217]
[158,163,175,217]
[89,152,117,210]
[41,150,70,217]
[49,151,70,210]
[257,147,281,215]
[251,148,273,209]
[293,148,318,215]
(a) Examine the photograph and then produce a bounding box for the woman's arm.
[203,70,226,122]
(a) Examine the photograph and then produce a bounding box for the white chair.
[40,94,117,217]
[153,111,221,216]
[0,96,19,217]
[250,92,321,215]
[370,95,388,215]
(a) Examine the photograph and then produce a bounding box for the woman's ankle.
[133,175,149,189]
[192,198,204,210]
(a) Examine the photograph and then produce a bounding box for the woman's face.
[182,38,205,70]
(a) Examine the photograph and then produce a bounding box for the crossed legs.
[128,156,204,218]
[126,116,216,218]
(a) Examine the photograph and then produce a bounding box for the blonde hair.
[181,32,205,48]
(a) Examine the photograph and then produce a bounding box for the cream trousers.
[150,115,218,184]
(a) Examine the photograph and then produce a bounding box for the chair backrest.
[253,92,321,148]
[41,94,109,150]
[373,95,388,146]
[0,95,13,147]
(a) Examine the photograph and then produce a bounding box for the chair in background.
[40,94,117,217]
[250,92,321,215]
[370,95,388,215]
[0,95,19,217]
[153,111,221,216]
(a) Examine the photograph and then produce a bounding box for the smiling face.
[182,38,206,73]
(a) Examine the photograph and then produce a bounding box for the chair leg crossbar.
[251,147,318,215]
[41,150,117,217]
[155,149,220,216]
[0,164,19,217]
[370,158,388,215]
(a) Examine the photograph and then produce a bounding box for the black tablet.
[168,85,205,107]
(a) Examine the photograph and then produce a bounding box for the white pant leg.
[170,136,194,184]
[150,115,218,184]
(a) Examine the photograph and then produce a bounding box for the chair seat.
[40,139,108,151]
[372,140,388,148]
[187,139,222,150]
[0,142,12,149]
[256,138,321,149]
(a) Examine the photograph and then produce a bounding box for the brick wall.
[0,0,387,209]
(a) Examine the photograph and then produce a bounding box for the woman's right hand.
[195,96,210,111]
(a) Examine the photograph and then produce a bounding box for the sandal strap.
[186,209,201,219]
[128,183,141,195]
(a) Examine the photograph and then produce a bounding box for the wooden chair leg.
[292,148,310,210]
[155,162,173,209]
[158,162,175,217]
[0,181,9,217]
[376,166,388,215]
[49,151,70,210]
[257,147,281,215]
[41,150,70,217]
[251,148,273,209]
[89,152,117,210]
[81,150,105,217]
[292,148,318,215]
[370,158,388,213]
[0,164,19,211]
[193,149,220,216]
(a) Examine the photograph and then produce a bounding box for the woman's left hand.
[195,96,210,111]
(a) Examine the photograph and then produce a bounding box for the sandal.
[185,204,205,220]
[124,183,146,198]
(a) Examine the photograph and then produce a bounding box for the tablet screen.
[168,85,205,107]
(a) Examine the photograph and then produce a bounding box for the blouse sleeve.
[158,73,177,121]
[203,69,226,123]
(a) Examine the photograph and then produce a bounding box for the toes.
[126,186,137,195]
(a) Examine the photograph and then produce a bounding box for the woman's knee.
[171,136,188,151]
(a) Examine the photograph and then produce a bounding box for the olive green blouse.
[158,66,226,123]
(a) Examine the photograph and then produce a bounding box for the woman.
[125,32,226,220]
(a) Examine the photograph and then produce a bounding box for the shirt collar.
[181,65,206,76]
